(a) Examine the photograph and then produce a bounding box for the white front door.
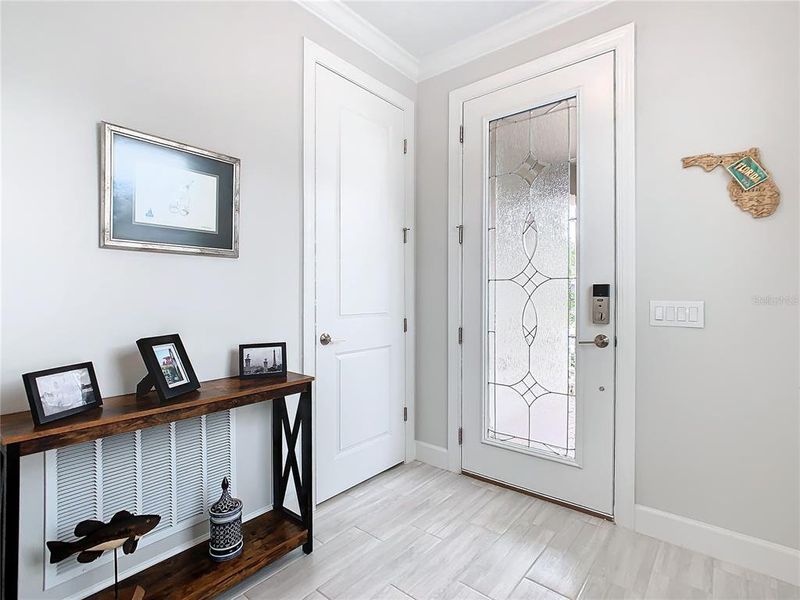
[314,64,407,503]
[461,52,616,515]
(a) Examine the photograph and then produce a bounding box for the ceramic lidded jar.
[208,477,243,562]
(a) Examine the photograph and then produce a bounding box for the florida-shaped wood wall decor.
[681,147,780,218]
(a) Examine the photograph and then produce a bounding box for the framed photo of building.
[100,122,240,257]
[239,343,287,379]
[23,362,103,426]
[136,334,200,401]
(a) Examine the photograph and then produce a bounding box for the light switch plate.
[650,300,704,328]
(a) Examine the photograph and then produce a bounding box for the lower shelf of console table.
[87,509,307,600]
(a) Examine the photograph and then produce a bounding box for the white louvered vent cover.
[44,412,234,588]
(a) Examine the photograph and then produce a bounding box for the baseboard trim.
[415,441,449,470]
[635,504,800,586]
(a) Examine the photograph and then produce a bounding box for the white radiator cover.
[44,411,235,588]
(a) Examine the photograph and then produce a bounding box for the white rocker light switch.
[650,301,704,328]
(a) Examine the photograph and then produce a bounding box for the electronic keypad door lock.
[592,284,610,325]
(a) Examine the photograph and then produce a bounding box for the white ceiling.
[342,1,545,58]
[296,0,609,81]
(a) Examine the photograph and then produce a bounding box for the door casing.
[302,38,417,506]
[446,24,636,527]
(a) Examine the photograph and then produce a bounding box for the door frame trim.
[446,24,636,527]
[302,39,417,504]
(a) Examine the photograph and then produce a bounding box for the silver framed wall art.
[100,122,240,257]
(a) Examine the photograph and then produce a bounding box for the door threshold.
[461,470,614,522]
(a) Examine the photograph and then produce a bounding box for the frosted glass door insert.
[487,97,577,460]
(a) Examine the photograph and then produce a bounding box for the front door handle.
[578,334,609,348]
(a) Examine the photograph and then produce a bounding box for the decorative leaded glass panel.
[487,97,577,460]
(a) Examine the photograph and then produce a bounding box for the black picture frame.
[239,343,287,379]
[100,122,240,257]
[22,362,103,426]
[136,334,200,401]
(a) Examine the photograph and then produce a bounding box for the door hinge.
[404,406,408,422]
[458,427,463,445]
[457,225,463,244]
[403,138,408,154]
[459,125,463,144]
[403,227,411,243]
[458,327,463,345]
[403,317,408,333]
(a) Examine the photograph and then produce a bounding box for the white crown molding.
[418,1,614,81]
[295,0,420,81]
[295,1,613,83]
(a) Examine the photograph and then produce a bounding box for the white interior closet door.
[313,64,407,503]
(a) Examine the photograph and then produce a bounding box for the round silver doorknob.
[578,334,609,348]
[319,333,332,346]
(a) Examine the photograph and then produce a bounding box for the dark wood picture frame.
[22,362,103,426]
[136,334,200,401]
[239,343,287,379]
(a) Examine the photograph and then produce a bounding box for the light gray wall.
[0,2,414,597]
[414,1,799,549]
[3,2,798,594]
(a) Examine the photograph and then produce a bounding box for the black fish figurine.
[47,510,161,564]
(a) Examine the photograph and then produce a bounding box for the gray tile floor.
[221,462,799,600]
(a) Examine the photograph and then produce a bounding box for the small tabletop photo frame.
[239,343,287,379]
[136,334,200,401]
[23,362,103,426]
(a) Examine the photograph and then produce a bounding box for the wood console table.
[0,372,314,600]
